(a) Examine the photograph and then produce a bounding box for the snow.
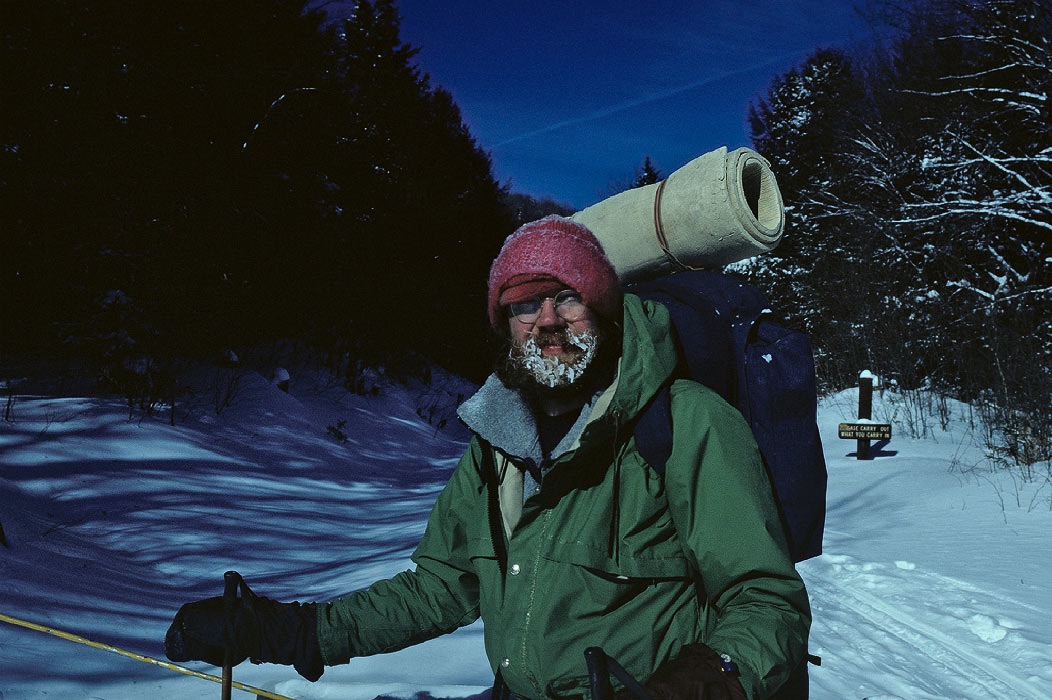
[1,371,1050,700]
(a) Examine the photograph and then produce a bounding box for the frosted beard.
[514,328,600,389]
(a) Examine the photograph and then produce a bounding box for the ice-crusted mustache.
[516,328,600,389]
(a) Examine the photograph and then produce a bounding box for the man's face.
[504,289,602,389]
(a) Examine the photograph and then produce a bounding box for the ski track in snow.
[802,553,1048,700]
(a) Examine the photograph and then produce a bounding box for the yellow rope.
[0,611,295,700]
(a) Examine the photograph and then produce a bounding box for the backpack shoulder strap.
[633,384,673,476]
[476,436,509,578]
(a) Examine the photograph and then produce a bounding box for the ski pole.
[584,647,614,700]
[223,570,240,700]
[0,611,294,700]
[584,647,653,700]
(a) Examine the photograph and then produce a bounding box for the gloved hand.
[615,644,747,700]
[164,576,324,682]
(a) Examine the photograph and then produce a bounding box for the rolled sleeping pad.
[571,147,784,284]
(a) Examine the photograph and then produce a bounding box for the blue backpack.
[627,269,827,562]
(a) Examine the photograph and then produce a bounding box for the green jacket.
[317,294,811,699]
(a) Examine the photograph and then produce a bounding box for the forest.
[1,0,520,385]
[743,0,1049,470]
[1,0,1048,471]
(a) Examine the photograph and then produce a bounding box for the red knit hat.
[487,215,622,329]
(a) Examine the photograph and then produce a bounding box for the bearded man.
[166,215,811,699]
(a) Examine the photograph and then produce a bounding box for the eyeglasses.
[507,289,588,324]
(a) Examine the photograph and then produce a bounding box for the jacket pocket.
[541,543,692,581]
[541,471,692,580]
[466,534,500,571]
[465,535,503,616]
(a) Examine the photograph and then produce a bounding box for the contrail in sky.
[493,50,806,148]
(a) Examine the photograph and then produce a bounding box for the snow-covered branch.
[891,204,1052,233]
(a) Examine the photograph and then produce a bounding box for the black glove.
[614,644,747,700]
[165,576,324,682]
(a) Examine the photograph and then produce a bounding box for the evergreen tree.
[745,47,870,379]
[312,0,511,377]
[632,156,663,188]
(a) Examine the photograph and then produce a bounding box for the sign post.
[858,373,873,460]
[838,371,892,460]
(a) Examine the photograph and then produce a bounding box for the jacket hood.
[458,293,678,463]
[610,292,680,419]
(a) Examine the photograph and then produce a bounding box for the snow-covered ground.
[1,369,1049,699]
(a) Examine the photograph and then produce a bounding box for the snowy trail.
[1,380,1049,699]
[802,554,1048,700]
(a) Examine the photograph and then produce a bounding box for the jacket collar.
[457,372,611,470]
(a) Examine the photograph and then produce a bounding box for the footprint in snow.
[968,613,1008,643]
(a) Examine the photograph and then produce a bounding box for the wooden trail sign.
[839,372,892,460]
[838,422,892,441]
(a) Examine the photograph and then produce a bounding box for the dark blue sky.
[394,1,877,210]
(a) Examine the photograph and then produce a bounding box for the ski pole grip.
[223,570,241,603]
[585,647,614,700]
